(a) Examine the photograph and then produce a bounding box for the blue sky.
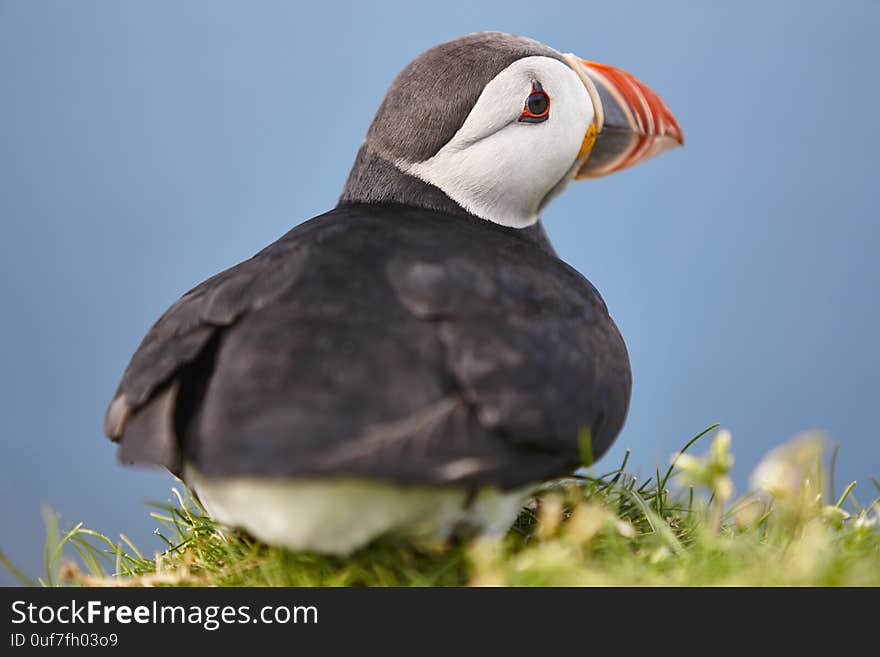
[1,1,878,584]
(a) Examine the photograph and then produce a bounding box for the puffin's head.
[340,32,683,229]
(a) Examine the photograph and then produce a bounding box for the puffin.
[104,32,682,554]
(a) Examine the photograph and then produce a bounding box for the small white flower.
[750,431,825,499]
[853,512,878,533]
[614,518,637,539]
[672,429,735,502]
[821,505,850,522]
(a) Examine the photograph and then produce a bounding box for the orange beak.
[563,54,684,179]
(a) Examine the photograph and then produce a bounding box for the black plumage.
[107,200,630,490]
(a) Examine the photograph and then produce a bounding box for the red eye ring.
[519,80,550,123]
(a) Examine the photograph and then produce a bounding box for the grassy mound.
[3,425,878,586]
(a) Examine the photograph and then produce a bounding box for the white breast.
[184,465,533,555]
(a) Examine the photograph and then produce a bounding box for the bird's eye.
[519,81,550,123]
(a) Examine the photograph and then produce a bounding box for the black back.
[107,203,631,489]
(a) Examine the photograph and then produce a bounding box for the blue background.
[1,1,878,584]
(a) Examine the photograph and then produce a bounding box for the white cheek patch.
[401,56,593,228]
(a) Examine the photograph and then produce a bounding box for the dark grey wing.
[387,245,632,470]
[104,234,310,474]
[172,219,498,484]
[108,205,629,489]
[176,210,630,489]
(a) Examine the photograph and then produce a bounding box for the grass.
[2,425,879,586]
